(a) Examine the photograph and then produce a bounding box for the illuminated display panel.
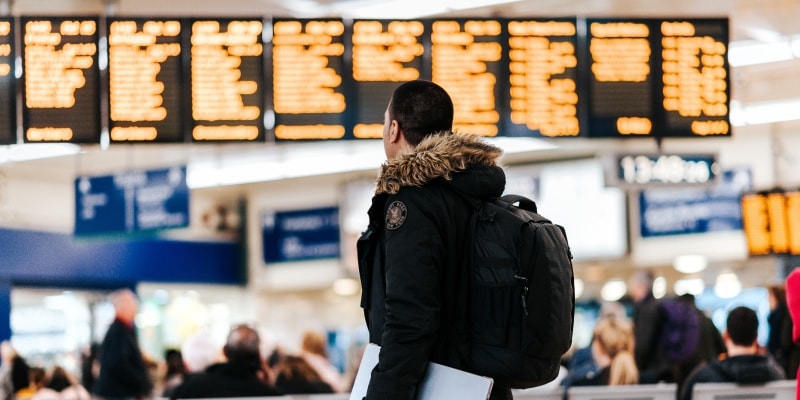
[788,191,800,255]
[272,19,346,140]
[107,18,184,143]
[584,18,657,138]
[505,18,581,138]
[350,20,425,139]
[0,18,15,145]
[429,19,503,137]
[190,18,265,142]
[660,19,730,137]
[741,191,800,255]
[22,17,101,143]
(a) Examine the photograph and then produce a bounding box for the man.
[627,269,668,383]
[168,324,282,398]
[93,289,153,400]
[357,80,508,399]
[679,306,785,400]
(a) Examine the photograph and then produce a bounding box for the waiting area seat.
[692,379,796,400]
[566,383,677,400]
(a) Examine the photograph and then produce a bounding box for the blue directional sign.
[639,167,752,237]
[262,206,340,263]
[74,166,189,235]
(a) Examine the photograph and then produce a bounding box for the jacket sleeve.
[366,189,444,400]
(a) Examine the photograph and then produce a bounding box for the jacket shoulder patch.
[385,201,407,230]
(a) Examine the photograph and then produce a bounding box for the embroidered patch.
[385,201,407,230]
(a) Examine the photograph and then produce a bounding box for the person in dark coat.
[627,270,668,383]
[93,289,153,400]
[357,80,508,399]
[679,306,785,400]
[168,324,282,398]
[766,284,800,378]
[274,355,333,394]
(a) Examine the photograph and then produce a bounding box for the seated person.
[168,324,283,398]
[569,317,638,387]
[679,306,785,400]
[274,355,334,394]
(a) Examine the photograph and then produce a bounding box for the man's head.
[383,80,453,159]
[109,288,138,324]
[725,306,759,348]
[223,324,262,370]
[627,269,654,303]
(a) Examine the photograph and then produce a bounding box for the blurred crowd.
[1,275,798,400]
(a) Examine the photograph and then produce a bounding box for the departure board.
[0,18,14,145]
[430,19,503,137]
[584,18,657,138]
[272,19,347,140]
[190,19,265,142]
[350,20,425,139]
[583,18,730,138]
[741,191,800,255]
[21,17,101,143]
[505,18,581,138]
[107,18,184,143]
[660,19,730,137]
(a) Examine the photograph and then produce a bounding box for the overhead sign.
[610,153,719,188]
[741,190,800,255]
[639,167,752,237]
[74,166,189,235]
[262,206,340,263]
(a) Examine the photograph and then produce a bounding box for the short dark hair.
[224,324,261,369]
[389,80,454,146]
[726,306,758,346]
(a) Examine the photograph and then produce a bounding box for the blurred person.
[31,366,90,400]
[274,355,334,394]
[300,330,345,393]
[180,331,220,373]
[15,366,43,400]
[568,317,638,387]
[0,342,31,400]
[671,294,726,389]
[627,269,668,383]
[159,349,186,396]
[358,80,510,399]
[93,288,153,400]
[679,306,785,400]
[168,324,282,398]
[562,301,630,388]
[767,284,800,378]
[79,344,99,394]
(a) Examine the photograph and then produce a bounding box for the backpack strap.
[499,195,538,213]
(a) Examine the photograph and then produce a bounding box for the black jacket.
[169,362,283,398]
[358,133,505,400]
[93,319,153,398]
[679,354,786,400]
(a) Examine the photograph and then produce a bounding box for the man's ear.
[388,120,401,144]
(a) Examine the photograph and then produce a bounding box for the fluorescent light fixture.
[793,35,800,58]
[336,0,523,19]
[736,98,800,126]
[0,143,81,164]
[728,39,794,67]
[673,254,708,274]
[674,278,705,296]
[600,279,627,302]
[188,137,557,189]
[713,271,741,299]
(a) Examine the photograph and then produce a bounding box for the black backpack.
[465,194,575,388]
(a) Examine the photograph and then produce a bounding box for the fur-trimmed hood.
[375,132,505,196]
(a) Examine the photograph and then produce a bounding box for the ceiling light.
[0,143,81,164]
[714,271,741,299]
[674,278,704,296]
[741,98,800,126]
[728,39,794,67]
[600,279,627,302]
[653,276,667,299]
[673,254,708,274]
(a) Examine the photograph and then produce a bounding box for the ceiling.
[1,0,799,187]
